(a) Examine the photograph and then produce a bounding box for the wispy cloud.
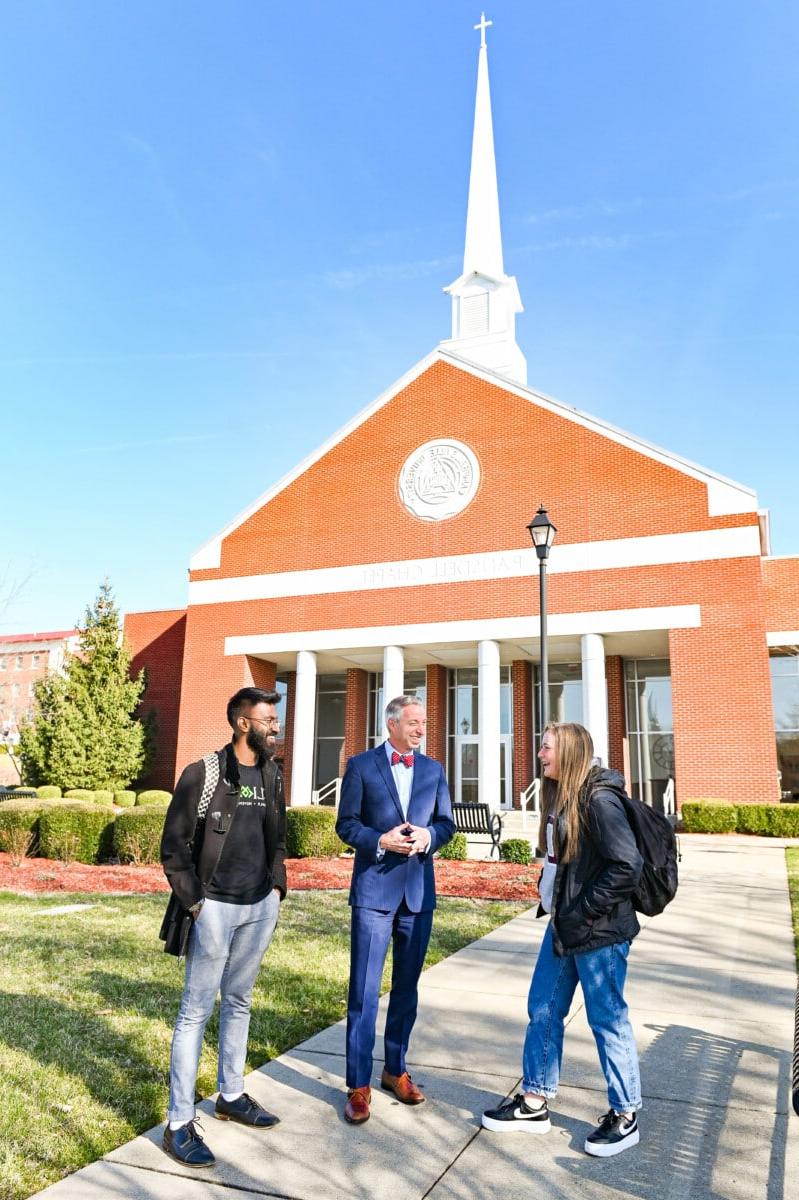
[323,253,459,290]
[715,178,799,203]
[528,198,643,224]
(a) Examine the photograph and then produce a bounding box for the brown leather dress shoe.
[344,1086,371,1124]
[380,1070,425,1104]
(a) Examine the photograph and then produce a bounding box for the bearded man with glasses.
[160,686,287,1167]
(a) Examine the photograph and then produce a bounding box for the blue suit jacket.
[336,745,455,913]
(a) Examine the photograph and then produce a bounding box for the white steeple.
[441,13,526,384]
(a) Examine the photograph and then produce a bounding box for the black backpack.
[617,792,680,916]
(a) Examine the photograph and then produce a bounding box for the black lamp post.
[526,505,557,742]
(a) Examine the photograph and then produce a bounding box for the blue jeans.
[522,921,641,1113]
[168,891,280,1124]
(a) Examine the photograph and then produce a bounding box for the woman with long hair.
[482,722,644,1157]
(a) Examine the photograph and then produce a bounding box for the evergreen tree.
[19,581,149,789]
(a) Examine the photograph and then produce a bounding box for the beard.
[245,725,275,763]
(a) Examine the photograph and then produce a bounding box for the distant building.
[125,23,799,807]
[0,630,79,742]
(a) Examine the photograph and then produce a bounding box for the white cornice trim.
[190,350,757,571]
[224,605,702,657]
[767,631,799,646]
[189,526,759,608]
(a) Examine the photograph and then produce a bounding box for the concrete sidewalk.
[36,836,798,1200]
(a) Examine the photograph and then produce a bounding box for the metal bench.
[0,787,38,801]
[451,801,503,859]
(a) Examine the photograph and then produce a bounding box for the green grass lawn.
[0,889,528,1200]
[786,847,799,971]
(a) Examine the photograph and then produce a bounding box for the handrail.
[311,777,342,808]
[663,777,676,817]
[519,777,541,829]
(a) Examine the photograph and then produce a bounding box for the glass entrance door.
[454,735,512,807]
[499,736,512,809]
[454,736,479,804]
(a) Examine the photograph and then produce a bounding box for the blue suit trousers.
[346,900,433,1088]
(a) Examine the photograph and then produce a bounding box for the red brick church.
[125,26,799,812]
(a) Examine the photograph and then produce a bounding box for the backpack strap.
[197,751,220,823]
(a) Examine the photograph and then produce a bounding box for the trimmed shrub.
[64,789,96,802]
[680,802,737,834]
[0,801,46,855]
[93,789,115,806]
[734,805,772,836]
[38,804,115,864]
[114,807,166,865]
[286,807,346,858]
[500,837,532,865]
[437,832,468,860]
[136,789,172,807]
[36,785,62,799]
[735,803,799,838]
[767,804,799,837]
[0,798,72,854]
[114,790,136,808]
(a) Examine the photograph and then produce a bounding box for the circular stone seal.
[398,439,480,522]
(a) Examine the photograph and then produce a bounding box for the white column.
[290,649,317,806]
[478,640,501,810]
[381,645,405,739]
[581,633,608,767]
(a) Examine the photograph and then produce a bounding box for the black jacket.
[160,744,287,911]
[547,768,643,957]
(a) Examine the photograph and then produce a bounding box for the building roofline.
[190,348,758,571]
[0,629,77,645]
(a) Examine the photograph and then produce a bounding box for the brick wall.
[511,659,533,807]
[762,557,799,633]
[669,558,779,804]
[425,664,447,766]
[344,669,369,761]
[606,655,626,776]
[124,610,187,789]
[191,360,755,585]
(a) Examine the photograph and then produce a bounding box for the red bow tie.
[391,751,414,768]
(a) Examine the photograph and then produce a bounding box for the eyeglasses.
[247,716,281,729]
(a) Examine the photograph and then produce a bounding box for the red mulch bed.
[0,853,540,902]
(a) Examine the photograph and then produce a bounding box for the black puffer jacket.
[547,768,643,957]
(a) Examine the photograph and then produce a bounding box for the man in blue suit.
[335,694,455,1124]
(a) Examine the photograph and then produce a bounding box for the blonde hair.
[539,723,595,862]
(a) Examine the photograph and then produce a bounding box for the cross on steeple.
[474,12,492,49]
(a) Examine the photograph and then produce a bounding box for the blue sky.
[2,1,797,633]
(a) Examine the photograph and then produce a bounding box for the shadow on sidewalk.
[554,1023,792,1200]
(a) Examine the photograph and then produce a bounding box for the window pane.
[314,740,342,789]
[317,673,346,693]
[627,677,673,733]
[771,675,799,731]
[461,779,479,804]
[500,683,511,735]
[777,733,799,796]
[317,692,345,737]
[405,670,426,690]
[460,742,479,781]
[770,653,799,678]
[549,680,583,725]
[455,685,478,735]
